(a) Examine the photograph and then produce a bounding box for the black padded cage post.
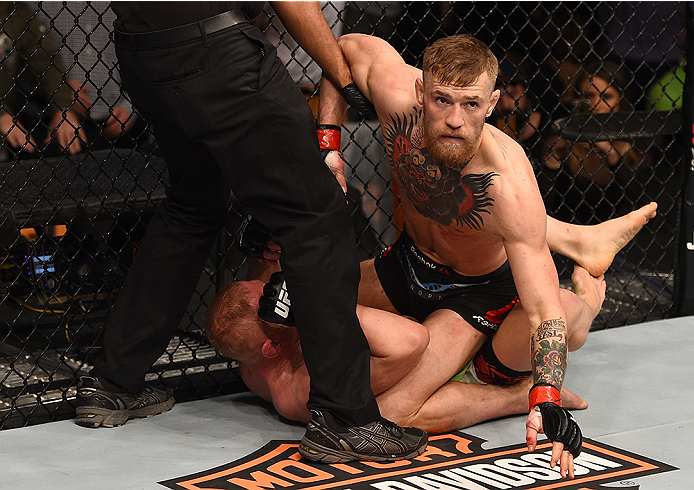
[677,3,694,315]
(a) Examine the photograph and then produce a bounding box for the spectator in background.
[648,63,685,112]
[490,59,543,164]
[647,31,686,113]
[38,1,145,150]
[0,1,84,159]
[543,61,650,224]
[599,2,685,110]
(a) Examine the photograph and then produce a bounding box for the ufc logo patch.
[274,281,291,319]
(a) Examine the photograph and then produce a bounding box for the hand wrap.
[258,272,295,326]
[317,123,342,161]
[340,83,377,119]
[530,383,582,458]
[529,382,561,411]
[238,216,272,259]
[317,124,347,193]
[317,123,341,152]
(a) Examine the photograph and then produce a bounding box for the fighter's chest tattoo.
[383,109,497,230]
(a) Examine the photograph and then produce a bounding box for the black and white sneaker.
[299,409,428,463]
[74,376,174,428]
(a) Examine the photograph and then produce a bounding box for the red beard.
[422,114,483,170]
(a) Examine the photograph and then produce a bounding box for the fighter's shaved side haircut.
[422,34,499,92]
[205,281,259,362]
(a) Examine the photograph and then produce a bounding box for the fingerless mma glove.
[238,215,273,259]
[258,272,295,326]
[341,82,377,119]
[529,382,582,458]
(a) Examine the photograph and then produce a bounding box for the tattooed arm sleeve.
[531,318,568,390]
[528,318,583,460]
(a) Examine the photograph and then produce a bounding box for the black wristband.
[316,123,341,131]
[340,83,377,119]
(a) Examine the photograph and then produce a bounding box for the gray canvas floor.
[1,316,692,490]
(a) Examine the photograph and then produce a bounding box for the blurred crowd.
[0,1,685,232]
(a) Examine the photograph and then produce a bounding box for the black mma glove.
[536,402,583,458]
[238,215,273,259]
[529,382,583,458]
[341,83,377,119]
[258,272,295,326]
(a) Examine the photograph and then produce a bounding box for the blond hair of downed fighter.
[205,281,258,363]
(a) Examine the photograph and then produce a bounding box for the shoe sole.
[75,398,175,428]
[75,407,129,428]
[298,437,427,464]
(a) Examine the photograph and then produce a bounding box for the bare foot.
[561,386,589,410]
[572,265,606,319]
[577,202,657,276]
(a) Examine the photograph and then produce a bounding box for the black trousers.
[92,20,380,426]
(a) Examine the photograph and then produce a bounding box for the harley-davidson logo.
[159,433,677,490]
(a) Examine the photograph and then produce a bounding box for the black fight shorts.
[374,230,519,336]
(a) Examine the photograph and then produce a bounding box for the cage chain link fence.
[0,1,686,428]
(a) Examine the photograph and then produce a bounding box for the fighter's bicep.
[339,34,414,109]
[340,33,405,77]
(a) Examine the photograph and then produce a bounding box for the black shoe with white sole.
[299,409,428,463]
[75,376,174,428]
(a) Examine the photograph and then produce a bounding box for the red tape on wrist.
[317,128,341,151]
[529,384,561,411]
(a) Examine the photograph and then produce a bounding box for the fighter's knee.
[405,323,430,359]
[385,319,429,373]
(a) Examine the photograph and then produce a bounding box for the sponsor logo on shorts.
[407,281,445,301]
[160,432,677,490]
[473,315,499,332]
[410,245,439,270]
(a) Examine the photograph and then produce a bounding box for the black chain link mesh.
[0,1,686,429]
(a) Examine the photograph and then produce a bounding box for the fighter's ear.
[415,77,425,106]
[487,88,501,118]
[261,339,281,359]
